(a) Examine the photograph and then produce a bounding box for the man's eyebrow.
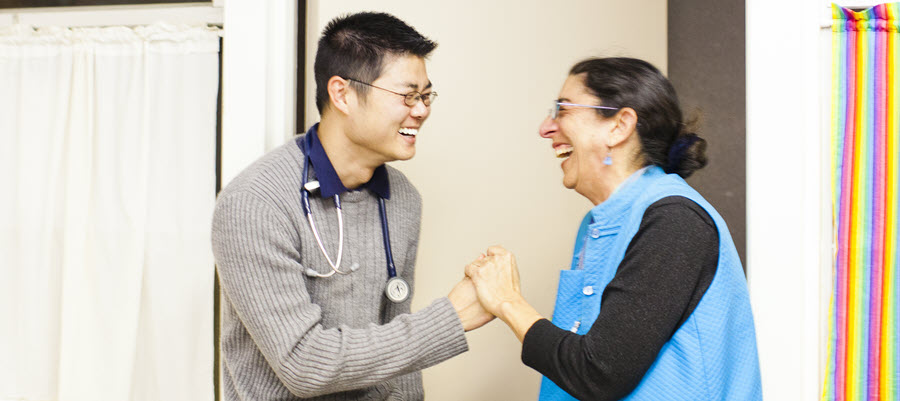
[402,81,433,91]
[557,97,571,103]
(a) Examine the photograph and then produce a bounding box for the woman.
[465,58,762,400]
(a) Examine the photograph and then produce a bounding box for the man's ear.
[327,76,353,115]
[608,107,639,147]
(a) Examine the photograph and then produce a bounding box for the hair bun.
[666,133,707,178]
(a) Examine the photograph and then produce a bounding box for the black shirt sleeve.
[521,196,719,401]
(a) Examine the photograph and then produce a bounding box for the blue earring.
[603,152,612,165]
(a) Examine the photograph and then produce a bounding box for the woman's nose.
[539,116,557,138]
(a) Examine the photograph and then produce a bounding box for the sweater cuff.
[408,297,469,367]
[521,318,564,372]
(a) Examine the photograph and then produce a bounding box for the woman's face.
[538,74,616,198]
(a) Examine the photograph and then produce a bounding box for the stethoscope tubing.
[300,136,398,281]
[378,197,398,279]
[302,147,349,277]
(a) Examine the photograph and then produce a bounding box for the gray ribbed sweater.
[211,136,468,400]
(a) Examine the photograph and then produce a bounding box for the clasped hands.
[448,246,524,331]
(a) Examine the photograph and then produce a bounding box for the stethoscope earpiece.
[303,180,320,193]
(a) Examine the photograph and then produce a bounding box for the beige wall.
[305,1,666,399]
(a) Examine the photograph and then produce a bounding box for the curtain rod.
[0,3,222,28]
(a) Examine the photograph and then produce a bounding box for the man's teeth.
[555,147,573,158]
[399,128,418,136]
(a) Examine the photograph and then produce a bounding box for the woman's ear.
[326,76,353,115]
[608,107,638,147]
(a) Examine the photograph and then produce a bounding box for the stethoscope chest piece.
[385,277,410,303]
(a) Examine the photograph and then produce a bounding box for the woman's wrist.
[496,295,525,321]
[499,297,543,342]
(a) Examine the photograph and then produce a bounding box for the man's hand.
[447,277,495,331]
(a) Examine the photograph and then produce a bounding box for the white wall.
[0,1,858,398]
[4,1,851,399]
[221,0,297,187]
[746,1,834,400]
[306,1,666,399]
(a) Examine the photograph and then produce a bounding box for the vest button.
[590,228,601,238]
[582,286,594,295]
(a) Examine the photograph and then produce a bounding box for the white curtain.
[0,24,219,401]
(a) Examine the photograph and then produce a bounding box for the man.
[211,12,491,400]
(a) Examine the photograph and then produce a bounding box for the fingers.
[464,261,479,279]
[465,251,504,280]
[465,247,515,286]
[465,252,490,278]
[486,245,508,257]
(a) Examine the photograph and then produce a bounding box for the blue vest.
[539,166,762,400]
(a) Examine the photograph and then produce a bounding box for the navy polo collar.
[302,123,390,199]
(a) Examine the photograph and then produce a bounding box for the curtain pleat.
[827,4,899,401]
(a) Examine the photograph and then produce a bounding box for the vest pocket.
[550,269,584,333]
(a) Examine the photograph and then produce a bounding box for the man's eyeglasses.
[346,78,438,107]
[549,101,619,120]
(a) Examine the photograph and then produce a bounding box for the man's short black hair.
[314,12,437,113]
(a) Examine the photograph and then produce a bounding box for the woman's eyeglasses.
[549,101,619,119]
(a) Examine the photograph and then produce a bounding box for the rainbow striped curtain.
[826,3,900,400]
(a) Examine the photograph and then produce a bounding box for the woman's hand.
[464,246,523,319]
[465,246,544,342]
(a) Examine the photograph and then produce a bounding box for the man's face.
[347,54,432,164]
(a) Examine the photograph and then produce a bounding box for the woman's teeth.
[399,128,418,137]
[555,146,573,158]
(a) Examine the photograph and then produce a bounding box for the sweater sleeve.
[521,196,719,401]
[212,192,467,398]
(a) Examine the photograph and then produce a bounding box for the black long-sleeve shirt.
[522,196,720,401]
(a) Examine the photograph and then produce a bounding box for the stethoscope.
[297,136,410,303]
